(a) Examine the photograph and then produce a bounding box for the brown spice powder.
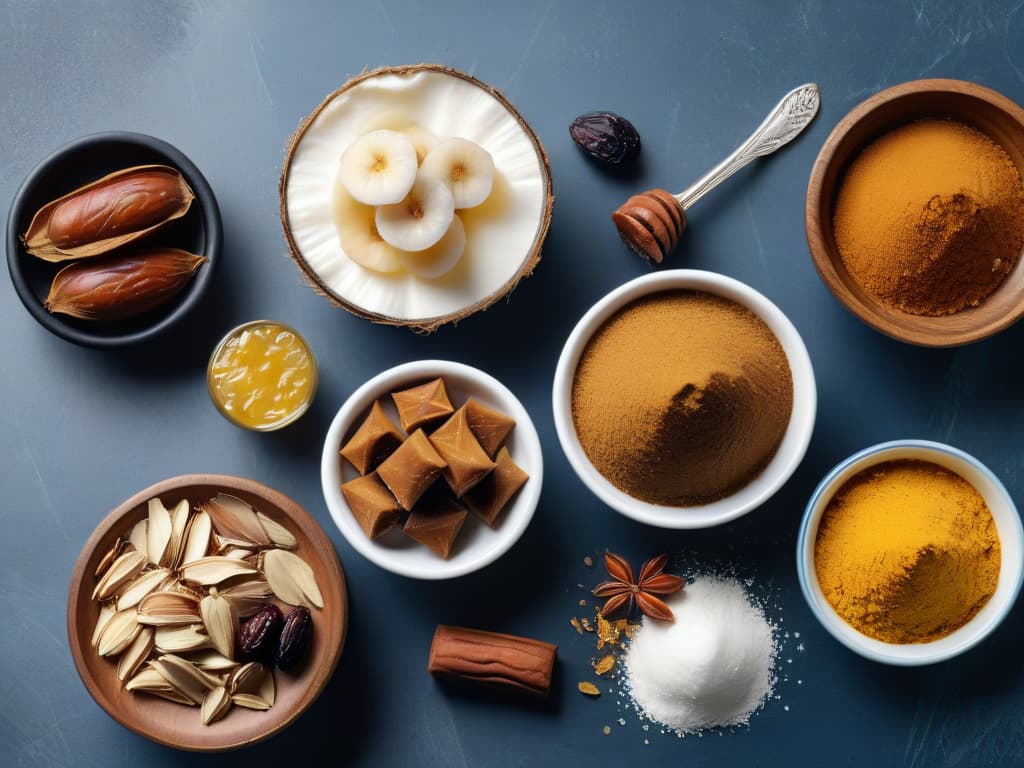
[834,119,1024,316]
[572,291,793,506]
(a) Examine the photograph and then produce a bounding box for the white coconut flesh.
[284,68,548,322]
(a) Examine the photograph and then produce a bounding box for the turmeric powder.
[814,459,1000,644]
[833,119,1024,316]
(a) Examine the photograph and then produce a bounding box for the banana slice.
[375,177,455,251]
[334,185,405,273]
[419,137,494,209]
[339,129,418,206]
[400,215,465,279]
[360,112,439,164]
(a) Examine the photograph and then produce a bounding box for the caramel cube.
[340,401,404,474]
[404,486,469,559]
[463,399,516,458]
[341,473,402,539]
[429,408,496,497]
[376,429,447,510]
[391,378,454,433]
[464,447,529,528]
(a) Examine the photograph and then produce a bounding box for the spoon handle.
[675,83,820,210]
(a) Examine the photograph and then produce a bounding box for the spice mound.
[834,119,1024,316]
[571,291,793,505]
[814,459,1000,644]
[624,577,776,734]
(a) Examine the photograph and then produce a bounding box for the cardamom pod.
[22,165,195,262]
[45,248,206,322]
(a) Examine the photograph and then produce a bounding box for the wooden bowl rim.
[805,78,1024,348]
[66,473,348,752]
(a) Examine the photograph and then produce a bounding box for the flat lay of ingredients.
[4,15,1022,760]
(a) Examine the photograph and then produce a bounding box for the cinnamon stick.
[427,625,557,698]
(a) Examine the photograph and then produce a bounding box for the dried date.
[239,603,283,662]
[276,606,312,671]
[569,112,641,165]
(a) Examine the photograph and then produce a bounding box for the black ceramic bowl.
[6,132,221,348]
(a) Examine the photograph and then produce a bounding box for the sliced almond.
[180,556,258,586]
[201,686,232,725]
[147,498,173,567]
[199,588,237,659]
[97,608,142,656]
[181,510,212,565]
[115,568,171,611]
[218,577,274,617]
[129,519,149,563]
[167,499,191,568]
[257,512,297,549]
[148,656,210,704]
[231,693,272,710]
[126,666,197,706]
[262,549,323,609]
[187,650,240,672]
[91,603,116,649]
[92,551,147,601]
[223,548,255,561]
[202,494,270,547]
[94,538,124,579]
[137,591,201,625]
[117,627,155,681]
[154,624,210,653]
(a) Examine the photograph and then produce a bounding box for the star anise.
[592,552,685,622]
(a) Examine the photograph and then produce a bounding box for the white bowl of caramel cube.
[321,360,543,579]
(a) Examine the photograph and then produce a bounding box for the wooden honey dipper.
[612,83,820,263]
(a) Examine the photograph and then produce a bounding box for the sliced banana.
[419,137,494,209]
[400,215,465,279]
[360,112,439,164]
[333,185,405,273]
[338,129,418,206]
[375,177,455,252]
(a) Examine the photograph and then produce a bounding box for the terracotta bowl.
[806,79,1024,347]
[67,474,347,752]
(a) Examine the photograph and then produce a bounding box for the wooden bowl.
[67,475,347,752]
[806,79,1024,347]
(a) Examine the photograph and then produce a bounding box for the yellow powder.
[814,459,1000,644]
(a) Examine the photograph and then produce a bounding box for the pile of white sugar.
[624,575,777,734]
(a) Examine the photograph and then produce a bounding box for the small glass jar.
[207,320,318,432]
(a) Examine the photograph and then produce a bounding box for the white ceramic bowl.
[322,360,542,579]
[797,440,1024,665]
[552,270,816,529]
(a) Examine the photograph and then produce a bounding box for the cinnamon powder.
[833,119,1024,316]
[571,291,793,506]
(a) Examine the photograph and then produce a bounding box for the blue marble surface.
[3,1,1024,765]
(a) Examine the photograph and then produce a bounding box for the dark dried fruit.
[277,606,312,671]
[570,112,641,165]
[239,603,283,662]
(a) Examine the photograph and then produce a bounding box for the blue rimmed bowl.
[797,439,1024,665]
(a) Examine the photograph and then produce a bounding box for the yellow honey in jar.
[208,320,317,431]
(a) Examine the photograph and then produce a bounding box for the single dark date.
[239,603,283,662]
[569,111,642,165]
[277,606,313,671]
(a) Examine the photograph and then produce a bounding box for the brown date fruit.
[239,603,284,662]
[22,165,195,262]
[569,112,641,165]
[44,247,206,322]
[276,606,312,671]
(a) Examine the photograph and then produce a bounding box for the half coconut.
[280,64,554,331]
